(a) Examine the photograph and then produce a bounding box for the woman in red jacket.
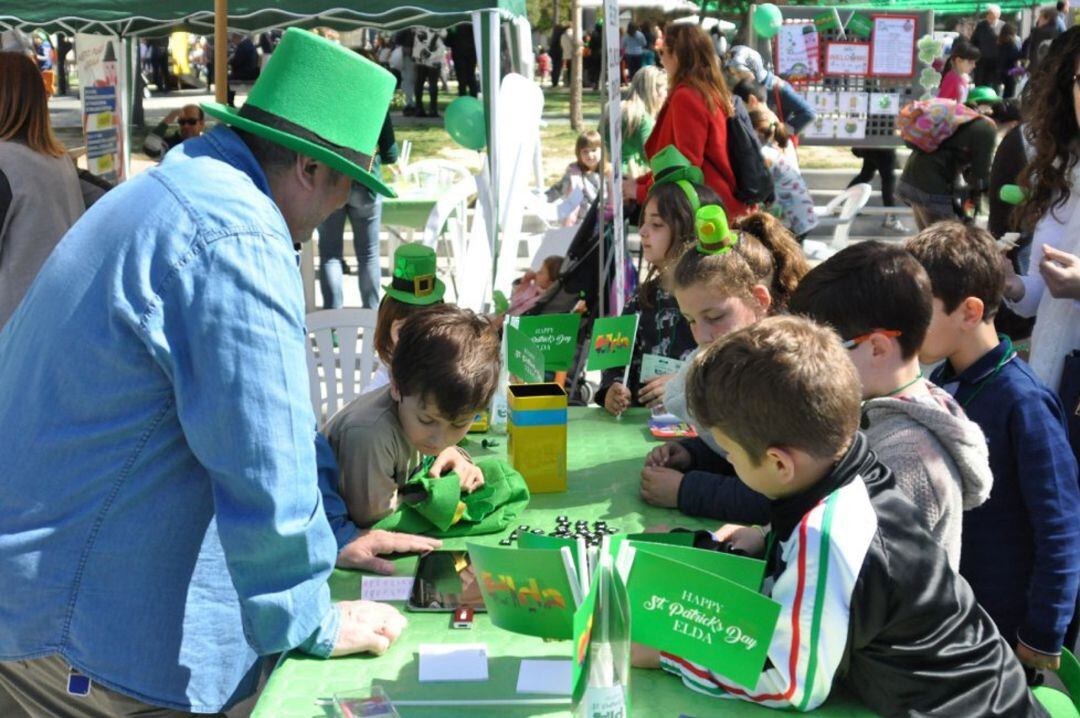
[625,23,748,218]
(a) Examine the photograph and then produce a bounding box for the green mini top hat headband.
[383,243,446,305]
[695,205,737,255]
[649,145,704,211]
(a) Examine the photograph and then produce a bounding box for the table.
[252,408,875,718]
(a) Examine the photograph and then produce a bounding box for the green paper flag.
[621,543,781,689]
[507,324,545,383]
[848,13,873,39]
[467,543,578,639]
[814,10,837,31]
[515,314,582,372]
[630,542,766,591]
[586,314,640,372]
[572,564,600,702]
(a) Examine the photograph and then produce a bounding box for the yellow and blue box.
[507,383,567,493]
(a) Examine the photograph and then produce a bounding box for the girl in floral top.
[749,107,818,241]
[597,180,700,414]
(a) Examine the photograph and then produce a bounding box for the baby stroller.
[523,197,636,406]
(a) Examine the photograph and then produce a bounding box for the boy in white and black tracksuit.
[651,316,1045,716]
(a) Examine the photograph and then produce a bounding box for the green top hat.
[649,145,705,211]
[650,145,704,188]
[967,86,1002,105]
[695,205,736,255]
[384,243,446,305]
[202,28,397,198]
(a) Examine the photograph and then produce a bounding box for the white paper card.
[804,91,838,113]
[360,576,415,602]
[802,117,836,139]
[836,118,867,140]
[869,92,901,115]
[418,643,489,682]
[516,659,573,695]
[837,92,869,114]
[640,353,686,381]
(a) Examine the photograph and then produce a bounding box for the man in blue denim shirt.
[0,30,439,716]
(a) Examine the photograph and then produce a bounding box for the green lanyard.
[960,335,1016,409]
[885,371,924,398]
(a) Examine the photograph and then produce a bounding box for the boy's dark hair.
[731,78,766,105]
[391,304,501,419]
[687,316,861,464]
[906,221,1005,320]
[788,240,932,360]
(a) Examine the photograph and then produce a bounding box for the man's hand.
[337,530,442,573]
[163,109,181,124]
[640,466,684,508]
[330,599,408,657]
[714,523,767,558]
[1040,244,1080,300]
[637,373,674,410]
[644,441,692,470]
[430,447,484,493]
[1015,642,1061,672]
[604,383,632,415]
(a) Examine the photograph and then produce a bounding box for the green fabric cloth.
[252,409,876,718]
[900,118,997,197]
[372,457,530,537]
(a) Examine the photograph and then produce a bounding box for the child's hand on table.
[604,383,632,415]
[337,530,443,574]
[1015,642,1061,672]
[640,466,684,508]
[644,441,692,470]
[637,373,674,410]
[714,523,767,558]
[330,599,408,656]
[431,446,485,493]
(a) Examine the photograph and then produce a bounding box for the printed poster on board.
[870,15,917,76]
[76,34,126,183]
[776,23,820,80]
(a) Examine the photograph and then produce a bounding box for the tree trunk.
[570,0,583,131]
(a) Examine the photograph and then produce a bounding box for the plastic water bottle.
[574,553,631,718]
[490,329,510,433]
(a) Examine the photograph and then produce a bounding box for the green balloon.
[444,96,486,150]
[754,3,783,39]
[1000,184,1027,205]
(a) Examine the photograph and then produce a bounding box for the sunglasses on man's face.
[178,118,200,126]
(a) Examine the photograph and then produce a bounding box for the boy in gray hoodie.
[787,241,992,568]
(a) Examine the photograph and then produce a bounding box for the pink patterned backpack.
[897,99,983,153]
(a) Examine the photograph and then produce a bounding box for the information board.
[870,15,918,77]
[824,42,870,76]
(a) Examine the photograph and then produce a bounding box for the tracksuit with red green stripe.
[660,433,1044,716]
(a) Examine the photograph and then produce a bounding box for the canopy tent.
[1,0,531,310]
[0,1,525,37]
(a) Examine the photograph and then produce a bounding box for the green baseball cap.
[384,243,446,305]
[202,28,397,198]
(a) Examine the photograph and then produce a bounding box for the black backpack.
[727,96,775,205]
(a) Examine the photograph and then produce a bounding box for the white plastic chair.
[305,308,380,425]
[813,183,873,247]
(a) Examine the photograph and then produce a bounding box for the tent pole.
[214,0,228,104]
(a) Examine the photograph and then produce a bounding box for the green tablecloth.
[381,197,436,232]
[252,408,875,718]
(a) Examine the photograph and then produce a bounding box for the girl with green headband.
[596,181,701,415]
[640,208,808,520]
